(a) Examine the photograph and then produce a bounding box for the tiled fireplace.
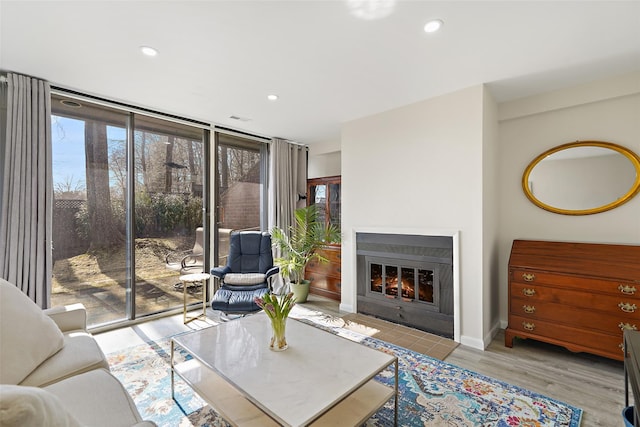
[356,233,454,338]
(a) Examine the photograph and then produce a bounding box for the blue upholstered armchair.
[210,231,279,313]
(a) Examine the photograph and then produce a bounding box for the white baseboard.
[460,335,485,350]
[483,320,502,348]
[339,303,355,313]
[461,320,502,351]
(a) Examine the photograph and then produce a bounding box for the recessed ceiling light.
[140,46,158,57]
[424,19,443,33]
[229,115,251,122]
[267,94,279,101]
[60,99,82,108]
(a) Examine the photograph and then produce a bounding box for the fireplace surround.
[356,233,454,338]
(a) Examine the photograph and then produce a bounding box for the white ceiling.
[1,1,639,145]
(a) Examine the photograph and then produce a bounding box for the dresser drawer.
[308,277,341,301]
[509,314,624,360]
[511,268,640,297]
[307,275,341,292]
[308,247,341,266]
[511,282,640,315]
[317,247,341,263]
[306,258,341,278]
[510,297,640,335]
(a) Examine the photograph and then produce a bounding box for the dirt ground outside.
[52,236,205,326]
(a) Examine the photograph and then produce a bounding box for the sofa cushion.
[0,384,82,427]
[20,330,109,387]
[44,368,144,427]
[0,279,65,385]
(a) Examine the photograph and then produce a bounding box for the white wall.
[497,72,640,327]
[308,151,341,178]
[482,86,501,344]
[308,139,341,178]
[341,85,497,349]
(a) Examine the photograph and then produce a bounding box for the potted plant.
[271,205,341,302]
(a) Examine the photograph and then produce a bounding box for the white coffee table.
[171,313,398,426]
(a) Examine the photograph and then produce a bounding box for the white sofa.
[0,279,156,427]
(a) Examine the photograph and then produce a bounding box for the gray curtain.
[268,138,307,233]
[267,138,307,293]
[0,72,53,308]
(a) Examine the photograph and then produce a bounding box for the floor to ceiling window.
[214,133,266,265]
[51,93,209,327]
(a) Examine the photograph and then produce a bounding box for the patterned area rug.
[107,321,582,427]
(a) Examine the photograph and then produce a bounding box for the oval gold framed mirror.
[522,141,640,215]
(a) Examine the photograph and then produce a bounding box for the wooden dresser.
[505,239,640,361]
[305,246,341,301]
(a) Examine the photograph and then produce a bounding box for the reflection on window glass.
[418,269,434,302]
[314,184,326,204]
[313,184,327,225]
[329,183,341,228]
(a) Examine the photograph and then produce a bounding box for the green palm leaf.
[271,205,340,283]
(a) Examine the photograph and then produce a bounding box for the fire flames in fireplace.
[357,233,453,338]
[370,263,433,302]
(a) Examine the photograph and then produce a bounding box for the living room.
[1,1,639,426]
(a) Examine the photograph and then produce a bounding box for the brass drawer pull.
[523,305,536,314]
[619,284,637,295]
[522,288,536,297]
[620,343,625,352]
[522,322,535,331]
[618,302,637,313]
[522,273,536,282]
[619,322,638,331]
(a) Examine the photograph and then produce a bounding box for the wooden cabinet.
[305,245,341,301]
[307,175,340,231]
[306,176,341,301]
[505,239,640,361]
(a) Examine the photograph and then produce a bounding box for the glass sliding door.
[133,116,206,317]
[51,93,208,327]
[51,96,129,325]
[215,133,264,266]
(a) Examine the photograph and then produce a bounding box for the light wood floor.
[301,295,626,427]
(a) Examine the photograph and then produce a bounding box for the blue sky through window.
[52,116,126,194]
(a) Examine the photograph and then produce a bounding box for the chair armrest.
[211,265,231,279]
[181,252,203,269]
[44,303,87,332]
[165,249,191,264]
[265,266,280,279]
